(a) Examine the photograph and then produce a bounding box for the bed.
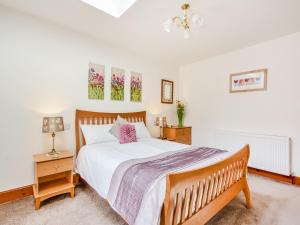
[75,110,251,225]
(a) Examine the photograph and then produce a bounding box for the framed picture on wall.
[230,69,268,93]
[161,79,174,104]
[130,72,142,102]
[111,67,125,101]
[88,63,105,100]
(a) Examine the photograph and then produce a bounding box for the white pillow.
[131,122,151,139]
[80,124,117,145]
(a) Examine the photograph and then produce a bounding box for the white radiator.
[214,130,291,176]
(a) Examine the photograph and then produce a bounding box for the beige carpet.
[207,192,277,225]
[0,176,289,225]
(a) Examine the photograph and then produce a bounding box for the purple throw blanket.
[107,147,226,225]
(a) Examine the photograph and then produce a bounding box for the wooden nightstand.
[163,126,192,145]
[33,151,75,210]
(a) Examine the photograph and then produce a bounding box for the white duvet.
[76,138,231,225]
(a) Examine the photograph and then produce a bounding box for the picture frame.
[88,63,105,100]
[161,79,174,104]
[130,72,142,102]
[111,67,125,101]
[230,69,268,93]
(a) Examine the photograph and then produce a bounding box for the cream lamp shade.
[42,117,64,133]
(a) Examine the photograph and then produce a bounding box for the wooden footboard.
[161,145,251,225]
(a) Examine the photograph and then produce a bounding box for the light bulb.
[163,19,172,32]
[183,29,190,39]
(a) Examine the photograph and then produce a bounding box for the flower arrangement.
[88,65,104,100]
[130,73,142,102]
[176,100,185,127]
[111,73,125,101]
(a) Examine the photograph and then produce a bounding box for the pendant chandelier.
[163,3,204,39]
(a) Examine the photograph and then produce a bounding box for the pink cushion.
[119,124,137,144]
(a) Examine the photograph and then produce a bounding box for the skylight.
[80,0,136,18]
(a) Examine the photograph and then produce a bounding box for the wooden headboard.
[75,109,146,155]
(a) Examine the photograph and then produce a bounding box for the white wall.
[179,32,300,176]
[1,5,299,192]
[0,7,179,191]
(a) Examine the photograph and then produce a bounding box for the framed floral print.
[230,69,268,93]
[161,79,174,104]
[111,67,125,101]
[130,72,142,102]
[88,63,105,100]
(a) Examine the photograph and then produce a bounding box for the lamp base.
[160,126,164,139]
[47,149,60,158]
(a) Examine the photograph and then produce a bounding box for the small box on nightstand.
[33,151,75,210]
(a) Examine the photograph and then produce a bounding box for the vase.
[177,111,183,128]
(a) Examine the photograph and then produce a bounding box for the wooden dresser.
[33,151,75,210]
[163,126,192,145]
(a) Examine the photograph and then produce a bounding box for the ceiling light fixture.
[163,3,204,39]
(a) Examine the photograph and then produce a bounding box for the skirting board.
[0,185,33,204]
[0,173,80,204]
[293,177,300,185]
[248,167,293,183]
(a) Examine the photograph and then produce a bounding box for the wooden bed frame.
[75,109,251,225]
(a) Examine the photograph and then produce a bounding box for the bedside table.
[33,151,75,210]
[163,126,192,145]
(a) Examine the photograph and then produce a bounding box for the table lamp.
[155,116,167,139]
[42,117,64,156]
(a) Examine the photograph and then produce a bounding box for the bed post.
[75,110,80,155]
[161,176,172,225]
[242,144,251,209]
